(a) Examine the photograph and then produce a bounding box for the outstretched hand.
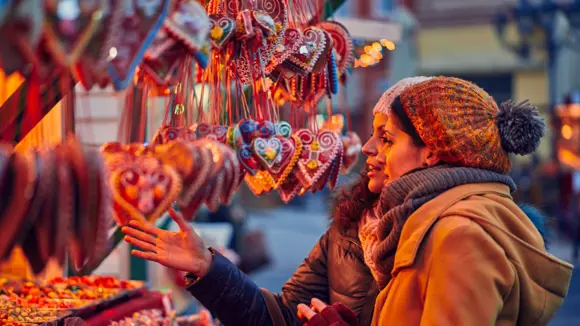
[297,298,359,326]
[121,208,213,277]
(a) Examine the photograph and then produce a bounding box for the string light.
[353,39,396,68]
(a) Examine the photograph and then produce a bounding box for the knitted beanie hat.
[372,76,433,116]
[398,76,545,174]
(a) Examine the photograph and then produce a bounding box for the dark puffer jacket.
[185,176,379,326]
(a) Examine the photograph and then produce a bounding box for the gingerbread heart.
[272,135,301,188]
[341,131,361,175]
[107,0,171,91]
[208,14,235,50]
[164,0,210,53]
[152,125,196,145]
[111,155,182,225]
[75,0,122,91]
[256,120,276,138]
[238,119,258,143]
[275,121,292,138]
[142,43,186,87]
[295,129,340,189]
[285,27,327,75]
[253,137,282,169]
[177,145,212,220]
[237,144,259,175]
[317,21,353,76]
[277,171,302,203]
[146,29,176,59]
[266,27,303,74]
[43,0,104,68]
[208,125,228,143]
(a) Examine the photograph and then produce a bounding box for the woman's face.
[362,113,389,193]
[382,117,438,184]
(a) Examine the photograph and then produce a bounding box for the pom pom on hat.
[496,100,546,156]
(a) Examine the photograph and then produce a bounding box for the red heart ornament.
[111,155,182,225]
[252,137,282,170]
[142,42,186,87]
[75,0,122,91]
[208,14,235,50]
[43,0,105,69]
[164,0,210,53]
[176,145,212,221]
[107,0,171,91]
[285,27,327,75]
[317,21,353,76]
[152,125,196,145]
[267,27,303,74]
[295,129,340,189]
[237,144,260,176]
[341,132,361,175]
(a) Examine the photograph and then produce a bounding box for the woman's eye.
[380,137,392,144]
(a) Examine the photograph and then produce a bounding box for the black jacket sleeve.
[185,249,274,326]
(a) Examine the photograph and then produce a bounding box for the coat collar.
[391,182,512,274]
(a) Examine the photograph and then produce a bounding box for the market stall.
[0,0,401,323]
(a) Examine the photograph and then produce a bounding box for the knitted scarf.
[358,165,517,288]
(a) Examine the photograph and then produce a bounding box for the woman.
[121,76,433,325]
[298,76,574,325]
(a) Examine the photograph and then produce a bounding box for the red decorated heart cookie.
[295,129,341,189]
[44,0,104,69]
[107,0,171,90]
[111,155,182,225]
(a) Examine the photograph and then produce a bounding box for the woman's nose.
[362,137,377,156]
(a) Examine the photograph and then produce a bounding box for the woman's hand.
[121,208,213,277]
[297,298,358,326]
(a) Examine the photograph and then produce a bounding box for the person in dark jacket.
[121,77,434,326]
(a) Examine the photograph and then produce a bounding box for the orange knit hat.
[398,76,545,174]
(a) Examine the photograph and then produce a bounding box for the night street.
[247,196,580,325]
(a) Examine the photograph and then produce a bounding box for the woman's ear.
[423,149,440,167]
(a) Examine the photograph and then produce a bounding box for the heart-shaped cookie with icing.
[253,137,282,170]
[111,155,182,225]
[208,14,235,50]
[341,132,361,175]
[142,43,186,87]
[295,129,341,189]
[267,28,303,74]
[43,0,104,69]
[272,135,301,188]
[75,0,122,91]
[176,144,212,221]
[164,0,210,53]
[285,27,327,75]
[237,144,260,176]
[317,21,353,77]
[107,0,171,90]
[152,125,197,145]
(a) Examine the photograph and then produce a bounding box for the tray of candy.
[0,306,72,325]
[48,276,146,291]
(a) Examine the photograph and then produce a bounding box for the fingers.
[169,207,191,232]
[124,235,157,253]
[122,225,157,244]
[311,298,328,313]
[127,219,160,236]
[297,304,317,320]
[130,249,158,263]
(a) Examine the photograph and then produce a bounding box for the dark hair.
[391,96,425,147]
[330,169,379,229]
